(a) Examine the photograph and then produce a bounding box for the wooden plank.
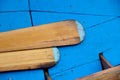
[31,12,114,29]
[0,0,29,12]
[49,60,102,80]
[103,47,120,66]
[0,70,45,80]
[0,48,60,72]
[30,0,120,16]
[0,20,85,52]
[77,66,120,80]
[0,12,31,32]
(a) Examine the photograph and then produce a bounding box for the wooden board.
[30,0,120,16]
[77,66,120,80]
[0,47,60,72]
[0,20,85,52]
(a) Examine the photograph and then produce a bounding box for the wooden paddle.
[0,20,85,52]
[0,47,60,72]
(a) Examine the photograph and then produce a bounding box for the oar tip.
[53,47,60,63]
[75,21,85,42]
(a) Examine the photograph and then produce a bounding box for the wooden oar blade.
[0,48,60,72]
[0,20,85,52]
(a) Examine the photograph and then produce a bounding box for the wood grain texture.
[77,66,120,80]
[0,20,80,52]
[0,48,59,72]
[0,20,82,52]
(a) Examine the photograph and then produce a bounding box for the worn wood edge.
[0,47,60,72]
[53,47,60,63]
[77,66,120,80]
[75,21,85,42]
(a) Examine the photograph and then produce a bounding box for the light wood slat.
[0,20,85,52]
[77,66,120,80]
[0,48,60,72]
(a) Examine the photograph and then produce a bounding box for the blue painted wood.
[0,12,31,32]
[30,0,120,16]
[31,12,120,78]
[31,12,114,29]
[0,70,44,80]
[49,17,120,74]
[0,12,45,80]
[1,0,120,79]
[95,18,120,67]
[103,46,120,66]
[50,60,102,80]
[0,0,29,12]
[49,18,120,78]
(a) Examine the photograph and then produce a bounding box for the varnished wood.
[77,66,120,80]
[44,69,52,80]
[99,53,113,70]
[0,48,59,72]
[0,20,84,52]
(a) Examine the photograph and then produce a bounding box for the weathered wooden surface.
[77,66,120,80]
[0,48,59,72]
[0,20,84,52]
